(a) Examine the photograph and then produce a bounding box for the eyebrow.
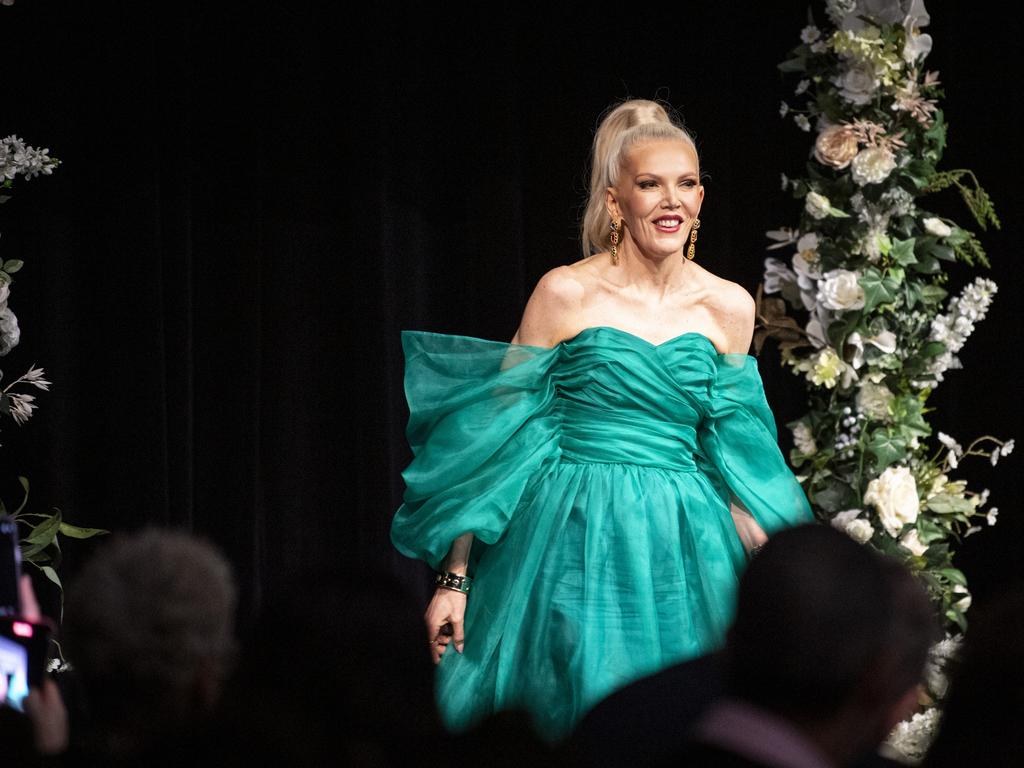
[634,172,700,180]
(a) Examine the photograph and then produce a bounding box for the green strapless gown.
[391,327,812,742]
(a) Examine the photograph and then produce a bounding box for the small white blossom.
[923,217,953,237]
[800,25,821,44]
[779,101,790,117]
[764,257,798,295]
[780,172,790,191]
[765,227,800,250]
[1001,439,1015,456]
[805,191,833,220]
[792,421,818,455]
[793,114,812,132]
[7,392,37,425]
[900,528,929,556]
[990,448,1001,466]
[928,279,997,381]
[987,507,999,526]
[953,585,971,612]
[810,41,828,53]
[937,432,963,455]
[795,79,810,95]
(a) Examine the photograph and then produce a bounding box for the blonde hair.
[580,99,699,257]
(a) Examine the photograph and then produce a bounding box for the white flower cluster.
[927,278,998,381]
[0,135,59,182]
[0,278,19,356]
[886,707,941,761]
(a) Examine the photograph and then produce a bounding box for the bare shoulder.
[512,265,587,347]
[700,271,755,354]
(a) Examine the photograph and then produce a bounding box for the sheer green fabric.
[392,326,812,741]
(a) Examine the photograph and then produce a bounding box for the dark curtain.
[4,2,1021,623]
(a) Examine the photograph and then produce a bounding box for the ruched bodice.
[391,327,812,741]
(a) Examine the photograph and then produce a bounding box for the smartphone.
[0,514,20,618]
[0,617,53,712]
[0,514,55,712]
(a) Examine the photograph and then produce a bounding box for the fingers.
[24,678,69,755]
[451,617,465,654]
[19,574,41,621]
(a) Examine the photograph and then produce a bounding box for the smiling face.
[607,139,704,261]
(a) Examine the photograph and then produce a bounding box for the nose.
[661,187,681,208]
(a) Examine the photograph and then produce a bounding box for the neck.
[616,240,690,290]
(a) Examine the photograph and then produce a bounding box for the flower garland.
[758,1,1011,754]
[1,134,104,590]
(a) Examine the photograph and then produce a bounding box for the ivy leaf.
[3,259,23,274]
[917,518,947,544]
[867,430,907,472]
[891,238,918,267]
[860,269,901,313]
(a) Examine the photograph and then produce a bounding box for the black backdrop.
[4,2,1022,624]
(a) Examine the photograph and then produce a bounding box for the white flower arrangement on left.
[1,134,105,590]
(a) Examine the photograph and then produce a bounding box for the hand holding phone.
[0,515,55,713]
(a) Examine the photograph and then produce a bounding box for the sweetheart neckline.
[565,326,723,353]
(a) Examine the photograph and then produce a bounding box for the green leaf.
[24,511,62,546]
[939,568,968,587]
[917,518,947,544]
[40,566,62,590]
[891,238,918,267]
[812,480,857,514]
[3,259,24,274]
[778,57,807,73]
[860,269,901,313]
[59,522,108,539]
[867,431,907,471]
[926,494,975,515]
[919,285,948,305]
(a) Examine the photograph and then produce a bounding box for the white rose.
[900,528,929,556]
[923,217,952,237]
[818,269,866,311]
[837,63,879,105]
[851,146,897,186]
[856,380,894,420]
[864,465,920,538]
[805,191,833,220]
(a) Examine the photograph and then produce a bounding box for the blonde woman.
[392,99,812,742]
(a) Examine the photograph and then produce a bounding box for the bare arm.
[712,284,767,551]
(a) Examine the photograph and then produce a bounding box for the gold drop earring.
[610,219,620,265]
[686,217,701,261]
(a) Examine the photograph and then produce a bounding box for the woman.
[391,99,813,742]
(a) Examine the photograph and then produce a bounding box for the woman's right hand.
[425,587,467,665]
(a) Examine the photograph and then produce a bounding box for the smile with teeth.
[653,216,684,232]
